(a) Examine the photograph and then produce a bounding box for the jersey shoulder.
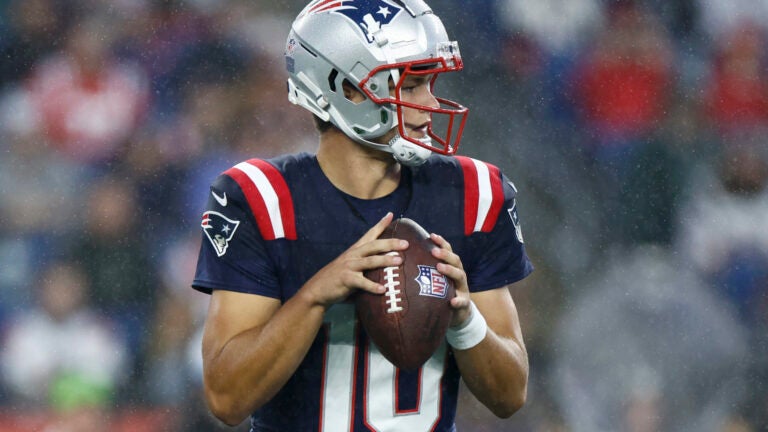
[419,155,515,235]
[210,153,314,241]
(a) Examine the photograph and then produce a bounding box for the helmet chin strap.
[327,103,433,167]
[340,126,434,167]
[389,133,433,166]
[324,77,432,167]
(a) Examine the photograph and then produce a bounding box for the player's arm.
[201,213,407,426]
[457,286,528,417]
[431,234,528,418]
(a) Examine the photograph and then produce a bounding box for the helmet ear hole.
[328,70,365,105]
[341,79,366,104]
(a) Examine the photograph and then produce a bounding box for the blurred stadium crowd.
[0,0,766,430]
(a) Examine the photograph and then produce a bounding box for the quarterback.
[192,0,534,430]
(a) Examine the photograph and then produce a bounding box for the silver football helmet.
[285,0,468,166]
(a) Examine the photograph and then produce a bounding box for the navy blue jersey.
[193,153,533,432]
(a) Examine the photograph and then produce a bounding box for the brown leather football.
[356,218,455,370]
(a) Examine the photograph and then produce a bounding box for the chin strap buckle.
[389,134,433,166]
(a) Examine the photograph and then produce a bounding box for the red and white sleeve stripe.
[224,159,297,240]
[457,156,504,236]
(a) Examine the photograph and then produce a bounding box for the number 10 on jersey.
[320,304,447,432]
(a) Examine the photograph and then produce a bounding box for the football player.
[193,0,534,430]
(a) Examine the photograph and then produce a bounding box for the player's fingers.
[436,261,466,281]
[449,294,473,327]
[357,276,387,294]
[356,251,402,272]
[441,262,471,326]
[340,269,385,294]
[338,252,401,284]
[340,255,396,294]
[430,233,453,253]
[437,261,469,292]
[432,234,464,269]
[351,212,394,247]
[449,292,472,309]
[358,238,409,258]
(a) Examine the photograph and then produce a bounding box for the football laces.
[382,252,403,313]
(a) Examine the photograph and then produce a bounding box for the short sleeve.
[464,174,533,292]
[192,174,281,298]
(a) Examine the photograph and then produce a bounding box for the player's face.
[390,73,438,140]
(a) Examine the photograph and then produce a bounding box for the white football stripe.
[472,158,493,232]
[234,161,285,238]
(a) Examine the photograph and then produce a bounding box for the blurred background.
[0,0,766,430]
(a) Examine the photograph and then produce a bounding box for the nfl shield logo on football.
[415,265,448,299]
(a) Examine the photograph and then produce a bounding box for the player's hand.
[430,233,472,327]
[301,212,409,309]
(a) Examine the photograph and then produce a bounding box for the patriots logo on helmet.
[201,211,240,257]
[415,265,448,299]
[307,0,402,43]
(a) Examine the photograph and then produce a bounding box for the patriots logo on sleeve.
[507,199,524,244]
[201,211,241,257]
[306,0,402,42]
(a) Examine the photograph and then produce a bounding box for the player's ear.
[342,79,366,103]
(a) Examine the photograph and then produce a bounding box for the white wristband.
[446,302,487,350]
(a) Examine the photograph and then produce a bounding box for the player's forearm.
[204,291,326,425]
[453,331,529,418]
